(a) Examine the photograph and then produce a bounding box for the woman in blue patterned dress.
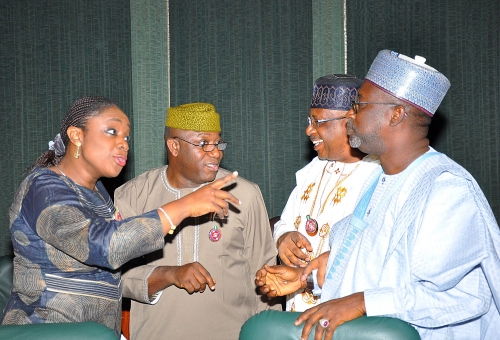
[0,96,239,334]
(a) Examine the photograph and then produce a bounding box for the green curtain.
[5,0,495,257]
[0,0,132,256]
[346,0,500,221]
[129,0,169,177]
[169,0,314,218]
[312,0,345,78]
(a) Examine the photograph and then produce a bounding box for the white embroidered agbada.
[274,155,379,311]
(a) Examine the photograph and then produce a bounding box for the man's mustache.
[346,119,354,131]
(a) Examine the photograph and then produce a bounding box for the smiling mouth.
[312,139,324,146]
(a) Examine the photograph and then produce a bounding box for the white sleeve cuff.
[148,290,163,305]
[272,220,287,242]
[364,287,397,316]
[311,269,321,296]
[143,265,161,304]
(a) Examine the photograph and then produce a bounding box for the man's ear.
[389,106,407,126]
[166,138,179,157]
[66,126,83,145]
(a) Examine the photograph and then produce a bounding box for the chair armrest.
[239,310,420,340]
[0,321,119,340]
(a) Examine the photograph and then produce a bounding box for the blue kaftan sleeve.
[364,172,493,328]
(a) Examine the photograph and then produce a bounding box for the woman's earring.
[74,142,81,159]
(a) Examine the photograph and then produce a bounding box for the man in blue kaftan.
[311,50,500,340]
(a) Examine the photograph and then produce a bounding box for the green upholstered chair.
[0,255,118,340]
[239,310,420,340]
[0,255,13,314]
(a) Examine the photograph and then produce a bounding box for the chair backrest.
[239,310,421,340]
[269,216,280,235]
[0,255,13,314]
[267,216,286,310]
[0,255,119,339]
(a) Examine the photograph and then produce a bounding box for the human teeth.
[312,140,323,145]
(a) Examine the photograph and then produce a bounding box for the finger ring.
[319,319,329,328]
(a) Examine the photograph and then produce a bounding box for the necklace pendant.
[208,225,221,242]
[305,215,318,236]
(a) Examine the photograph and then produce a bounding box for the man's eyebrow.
[195,132,222,137]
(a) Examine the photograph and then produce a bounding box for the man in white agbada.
[256,50,500,340]
[273,74,379,312]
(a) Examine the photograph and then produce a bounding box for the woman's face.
[79,106,130,179]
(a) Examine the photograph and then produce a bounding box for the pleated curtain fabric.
[346,0,500,221]
[130,0,169,178]
[0,0,314,255]
[0,0,133,255]
[312,0,346,77]
[168,0,314,218]
[2,0,499,256]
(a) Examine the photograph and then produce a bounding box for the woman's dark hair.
[30,96,118,170]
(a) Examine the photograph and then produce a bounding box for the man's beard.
[348,134,362,148]
[346,119,362,148]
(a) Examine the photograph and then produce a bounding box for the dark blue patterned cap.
[365,50,450,116]
[310,74,363,111]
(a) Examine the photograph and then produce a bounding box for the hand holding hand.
[295,292,366,340]
[276,231,313,267]
[301,251,330,288]
[255,264,304,297]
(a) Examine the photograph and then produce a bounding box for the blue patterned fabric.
[365,50,451,115]
[0,168,164,333]
[320,149,500,339]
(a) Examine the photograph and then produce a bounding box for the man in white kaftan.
[273,75,379,312]
[275,156,378,311]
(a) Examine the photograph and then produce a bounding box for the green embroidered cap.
[166,103,221,132]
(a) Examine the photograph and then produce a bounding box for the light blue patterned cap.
[365,50,450,116]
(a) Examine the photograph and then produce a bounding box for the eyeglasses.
[307,115,346,128]
[173,137,228,152]
[351,100,399,114]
